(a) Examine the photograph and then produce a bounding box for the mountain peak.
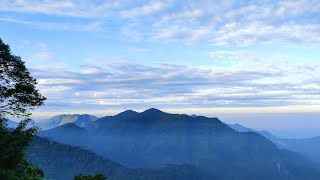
[190,114,198,118]
[142,108,163,114]
[123,109,137,114]
[38,114,98,130]
[118,109,138,116]
[233,123,243,127]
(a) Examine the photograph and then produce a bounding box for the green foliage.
[0,38,45,179]
[74,174,106,180]
[0,118,44,179]
[0,38,46,118]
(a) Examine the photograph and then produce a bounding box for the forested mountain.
[26,136,210,180]
[37,114,98,130]
[38,108,320,180]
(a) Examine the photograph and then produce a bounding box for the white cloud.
[0,17,104,32]
[0,0,114,18]
[121,1,168,18]
[27,42,54,64]
[212,22,320,46]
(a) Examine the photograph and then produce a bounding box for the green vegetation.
[0,38,46,179]
[0,38,46,117]
[0,117,44,179]
[74,174,106,180]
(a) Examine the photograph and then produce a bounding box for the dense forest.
[27,136,210,180]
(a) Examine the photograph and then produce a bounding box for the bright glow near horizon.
[1,0,320,136]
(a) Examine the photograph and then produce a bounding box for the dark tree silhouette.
[74,174,106,180]
[0,118,44,179]
[0,38,46,179]
[0,38,46,118]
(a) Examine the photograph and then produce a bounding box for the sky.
[0,0,320,138]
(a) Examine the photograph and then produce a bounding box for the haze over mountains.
[4,119,19,128]
[32,108,320,180]
[35,111,320,164]
[27,136,208,180]
[228,123,320,163]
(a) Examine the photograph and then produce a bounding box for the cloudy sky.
[1,0,320,137]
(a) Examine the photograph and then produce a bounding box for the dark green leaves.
[0,38,45,179]
[0,38,46,118]
[0,118,43,179]
[74,174,106,180]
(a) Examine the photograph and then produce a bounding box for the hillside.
[26,136,210,180]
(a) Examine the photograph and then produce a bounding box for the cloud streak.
[0,17,104,32]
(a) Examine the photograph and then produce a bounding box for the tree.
[0,38,46,179]
[74,174,106,180]
[0,118,44,179]
[0,38,46,118]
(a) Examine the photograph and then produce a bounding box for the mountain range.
[36,114,98,130]
[36,108,320,180]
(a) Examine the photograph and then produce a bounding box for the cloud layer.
[30,59,320,113]
[1,0,320,116]
[1,0,320,45]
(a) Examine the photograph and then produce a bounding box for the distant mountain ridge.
[228,123,278,141]
[89,108,231,135]
[228,123,320,163]
[38,108,320,180]
[4,118,19,128]
[37,114,98,130]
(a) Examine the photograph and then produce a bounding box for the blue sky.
[1,0,320,137]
